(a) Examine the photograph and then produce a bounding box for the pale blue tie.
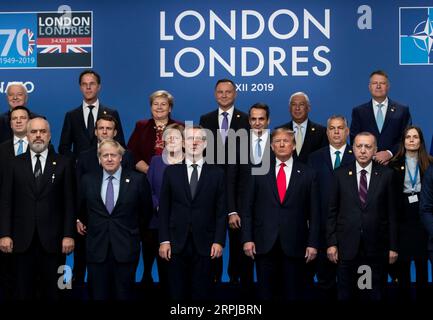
[255,138,262,162]
[17,139,24,155]
[376,103,384,133]
[105,176,114,214]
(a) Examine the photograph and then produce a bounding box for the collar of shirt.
[372,97,389,108]
[329,144,347,156]
[83,99,100,110]
[275,156,293,170]
[13,135,28,145]
[185,158,204,168]
[252,129,269,143]
[30,148,48,160]
[356,161,372,175]
[292,119,308,131]
[218,106,234,129]
[103,166,122,181]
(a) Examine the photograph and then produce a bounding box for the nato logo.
[399,7,433,65]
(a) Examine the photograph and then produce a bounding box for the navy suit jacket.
[350,99,411,155]
[0,110,41,144]
[420,164,433,251]
[241,159,320,257]
[276,119,328,163]
[158,162,227,256]
[79,168,153,263]
[307,145,355,248]
[58,104,125,159]
[327,161,398,260]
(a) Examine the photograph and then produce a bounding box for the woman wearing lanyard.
[389,126,433,300]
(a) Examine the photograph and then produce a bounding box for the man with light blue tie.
[77,139,153,300]
[350,70,411,165]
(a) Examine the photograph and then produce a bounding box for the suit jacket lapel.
[348,163,363,208]
[341,147,354,166]
[77,106,89,139]
[182,164,193,201]
[111,170,130,214]
[324,146,333,171]
[24,152,37,196]
[381,101,396,133]
[38,153,55,195]
[193,162,208,200]
[365,163,381,208]
[267,163,280,204]
[367,102,380,135]
[283,161,300,203]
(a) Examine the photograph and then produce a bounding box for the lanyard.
[405,158,419,190]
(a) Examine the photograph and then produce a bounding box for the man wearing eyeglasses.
[350,70,411,166]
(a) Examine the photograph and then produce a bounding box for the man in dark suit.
[242,128,320,300]
[276,92,327,163]
[0,117,75,300]
[307,115,354,300]
[58,70,125,159]
[350,70,411,165]
[159,125,227,300]
[77,139,152,300]
[0,83,29,143]
[326,132,398,301]
[0,105,30,300]
[74,114,134,286]
[199,79,249,284]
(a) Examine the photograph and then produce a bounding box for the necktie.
[277,163,286,203]
[34,154,42,188]
[87,105,95,139]
[334,151,341,169]
[255,138,262,162]
[221,112,229,142]
[190,164,198,198]
[17,139,24,155]
[359,169,368,207]
[376,103,384,133]
[295,125,303,155]
[105,176,114,214]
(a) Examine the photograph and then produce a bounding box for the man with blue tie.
[307,115,355,300]
[350,70,411,165]
[77,139,152,300]
[159,125,227,300]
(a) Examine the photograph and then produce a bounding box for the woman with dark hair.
[389,125,433,300]
[127,90,182,286]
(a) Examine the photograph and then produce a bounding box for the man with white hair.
[0,117,75,300]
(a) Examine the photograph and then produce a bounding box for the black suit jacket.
[79,169,152,263]
[277,119,328,163]
[350,99,411,155]
[326,161,398,260]
[307,145,355,248]
[241,160,320,257]
[58,104,125,159]
[159,162,227,256]
[0,110,41,144]
[0,150,75,253]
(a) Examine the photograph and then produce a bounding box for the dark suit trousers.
[305,250,337,300]
[167,233,212,300]
[87,246,137,300]
[228,228,254,288]
[13,233,64,300]
[255,239,306,301]
[337,242,387,301]
[0,252,13,300]
[73,232,86,284]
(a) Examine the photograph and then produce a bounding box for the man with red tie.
[241,128,320,300]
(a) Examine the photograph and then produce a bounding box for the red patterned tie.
[277,163,286,203]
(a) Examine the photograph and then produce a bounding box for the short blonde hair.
[98,139,125,157]
[149,90,174,108]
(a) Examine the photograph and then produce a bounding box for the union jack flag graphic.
[36,37,92,54]
[25,28,36,56]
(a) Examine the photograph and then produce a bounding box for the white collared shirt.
[275,157,293,190]
[329,144,347,168]
[186,158,204,182]
[30,148,49,174]
[13,135,28,156]
[356,161,372,189]
[251,130,269,164]
[101,167,122,207]
[82,99,100,128]
[372,97,388,123]
[292,119,308,144]
[218,106,234,130]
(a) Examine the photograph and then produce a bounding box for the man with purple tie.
[326,132,398,301]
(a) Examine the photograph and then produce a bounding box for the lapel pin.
[51,173,55,183]
[236,114,240,118]
[374,171,378,175]
[125,178,130,183]
[401,166,405,170]
[348,150,352,153]
[297,170,301,173]
[311,127,315,131]
[52,161,56,165]
[390,107,396,112]
[103,110,107,114]
[348,171,353,176]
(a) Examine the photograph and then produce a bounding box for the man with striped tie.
[326,132,398,301]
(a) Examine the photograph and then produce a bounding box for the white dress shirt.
[251,130,269,164]
[30,148,49,174]
[275,157,293,190]
[356,161,372,189]
[101,167,122,207]
[218,106,234,130]
[186,158,204,182]
[13,135,29,156]
[329,144,347,167]
[82,99,100,128]
[372,97,388,123]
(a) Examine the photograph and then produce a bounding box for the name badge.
[408,194,418,203]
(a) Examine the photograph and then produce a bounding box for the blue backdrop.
[1,0,432,282]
